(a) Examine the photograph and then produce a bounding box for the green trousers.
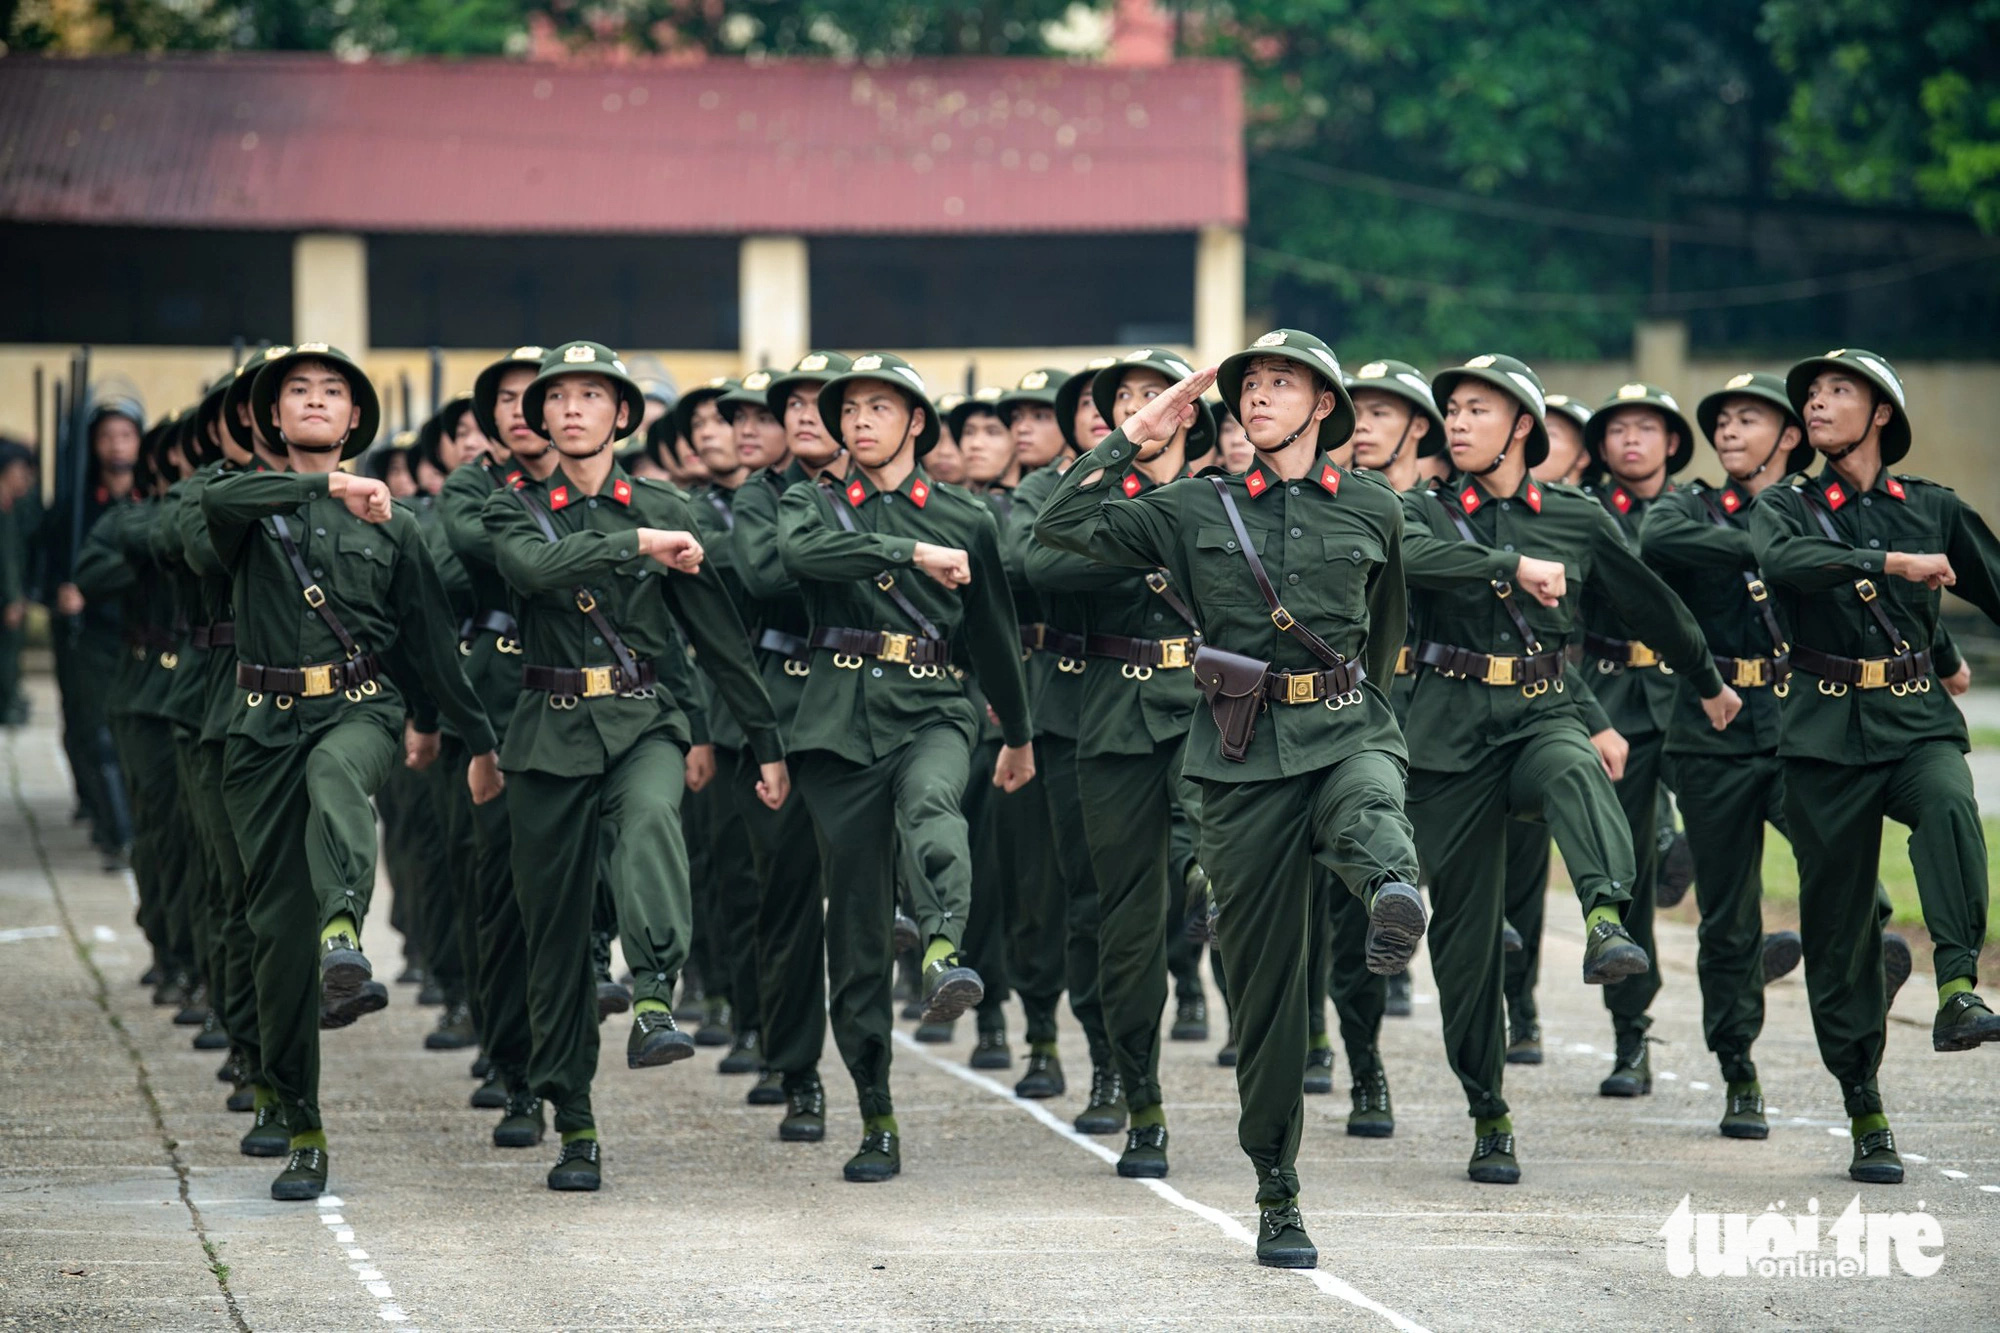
[1079,736,1192,1115]
[708,748,764,1033]
[1199,750,1417,1206]
[188,740,260,1081]
[0,616,22,722]
[54,625,128,852]
[509,732,689,1134]
[735,747,825,1087]
[996,776,1062,1044]
[1026,735,1106,1058]
[455,741,532,1091]
[683,776,723,1003]
[1785,743,1987,1117]
[1322,873,1386,1076]
[1602,731,1665,1043]
[224,715,399,1134]
[1500,823,1552,1027]
[1674,753,1781,1083]
[171,730,218,993]
[1408,727,1635,1121]
[795,717,976,1119]
[1166,796,1205,1004]
[959,738,1013,1029]
[125,714,193,976]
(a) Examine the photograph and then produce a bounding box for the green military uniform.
[483,343,781,1164]
[0,439,40,727]
[205,345,495,1198]
[1750,348,2000,1178]
[1037,330,1421,1260]
[1399,354,1722,1181]
[781,353,1032,1171]
[1574,383,1700,1089]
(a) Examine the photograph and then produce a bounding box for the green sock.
[1851,1113,1889,1137]
[560,1127,598,1145]
[922,935,954,970]
[1726,1079,1761,1098]
[1130,1103,1167,1130]
[253,1083,276,1111]
[632,998,668,1015]
[289,1129,327,1151]
[319,914,357,947]
[1584,905,1621,932]
[864,1113,899,1136]
[1309,1031,1332,1052]
[1030,1041,1059,1057]
[1939,976,1974,1007]
[1475,1115,1513,1138]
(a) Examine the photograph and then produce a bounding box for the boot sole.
[239,1136,290,1158]
[1216,1050,1237,1067]
[920,973,984,1025]
[1598,1081,1652,1098]
[969,1052,1012,1070]
[628,1033,697,1068]
[320,982,388,1030]
[1116,1158,1169,1179]
[1883,936,1913,1005]
[173,1008,208,1027]
[492,1125,545,1149]
[717,1056,761,1074]
[1720,1121,1770,1140]
[1850,1162,1904,1185]
[1468,1164,1521,1184]
[547,1171,600,1191]
[1015,1079,1065,1100]
[225,1090,255,1113]
[1761,933,1804,986]
[1170,1025,1209,1042]
[1364,885,1426,975]
[1583,944,1650,985]
[1302,1079,1333,1096]
[892,919,922,953]
[596,985,632,1019]
[424,1031,476,1050]
[1933,1021,2000,1051]
[692,1028,733,1047]
[1384,1002,1412,1018]
[1346,1121,1394,1138]
[271,1178,326,1201]
[192,1031,231,1050]
[1073,1115,1124,1135]
[1505,1048,1543,1065]
[747,1087,788,1106]
[1256,1246,1319,1269]
[842,1162,900,1182]
[469,1087,508,1109]
[779,1120,825,1143]
[320,952,371,1005]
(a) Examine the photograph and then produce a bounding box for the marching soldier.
[1751,347,2000,1185]
[203,344,502,1201]
[1037,330,1426,1269]
[780,352,1035,1183]
[1399,353,1738,1187]
[484,342,786,1191]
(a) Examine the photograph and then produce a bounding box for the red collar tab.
[611,478,632,506]
[1459,485,1481,515]
[844,478,867,508]
[1884,476,1906,501]
[1245,469,1268,498]
[909,478,930,508]
[506,470,523,487]
[1318,464,1341,496]
[1824,481,1848,511]
[94,486,109,505]
[509,474,526,490]
[1611,487,1632,514]
[549,485,571,511]
[1121,472,1143,498]
[1524,481,1542,513]
[1720,488,1741,514]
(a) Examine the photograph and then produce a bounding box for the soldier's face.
[957,410,1014,484]
[1711,397,1796,479]
[384,454,416,499]
[90,415,141,471]
[1444,383,1528,472]
[691,398,737,475]
[841,381,923,468]
[453,409,493,464]
[1350,390,1425,469]
[1237,356,1332,452]
[1533,415,1587,483]
[493,367,543,458]
[541,373,627,456]
[732,403,788,471]
[1804,372,1890,452]
[1600,407,1672,483]
[1011,404,1065,469]
[274,362,361,451]
[1070,379,1109,450]
[1217,414,1254,474]
[785,388,832,461]
[925,431,967,485]
[415,457,444,495]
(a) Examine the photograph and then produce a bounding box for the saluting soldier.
[1398,353,1738,1187]
[779,352,1035,1183]
[1750,347,2000,1186]
[203,344,502,1201]
[483,342,786,1192]
[1037,330,1426,1270]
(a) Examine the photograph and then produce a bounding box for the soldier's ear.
[1313,387,1336,422]
[911,406,927,437]
[1872,400,1893,430]
[617,400,632,432]
[1409,413,1430,440]
[1780,423,1802,451]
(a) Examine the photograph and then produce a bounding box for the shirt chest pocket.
[1193,524,1276,609]
[1316,535,1384,621]
[335,533,394,598]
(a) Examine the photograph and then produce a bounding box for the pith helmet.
[817,353,942,457]
[1092,348,1216,463]
[1348,358,1446,458]
[1585,382,1696,475]
[523,342,645,441]
[1785,347,1912,466]
[1430,353,1550,468]
[1216,329,1356,452]
[1698,371,1812,477]
[250,342,381,460]
[473,346,548,444]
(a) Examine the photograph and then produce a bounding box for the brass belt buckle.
[575,590,598,613]
[1747,578,1770,603]
[1396,645,1414,676]
[1482,656,1517,688]
[1731,658,1767,689]
[301,663,335,697]
[1284,673,1318,705]
[1858,658,1889,690]
[1157,638,1190,670]
[1627,642,1659,669]
[303,584,326,609]
[879,632,914,664]
[581,665,616,697]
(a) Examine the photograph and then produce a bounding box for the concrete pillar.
[739,236,809,370]
[1633,319,1689,397]
[292,233,369,357]
[1194,224,1244,372]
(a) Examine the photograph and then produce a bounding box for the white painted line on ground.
[1657,1070,1678,1080]
[893,1030,1431,1333]
[1940,1169,1969,1180]
[120,866,138,908]
[0,924,62,944]
[1979,1185,2000,1194]
[316,1195,412,1325]
[1903,1153,1929,1164]
[92,924,116,942]
[1689,1080,1711,1091]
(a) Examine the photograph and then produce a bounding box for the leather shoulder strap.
[1801,489,1912,651]
[820,479,943,641]
[1205,476,1343,667]
[514,487,644,684]
[1432,491,1544,654]
[1144,570,1202,635]
[270,514,362,660]
[1697,491,1789,657]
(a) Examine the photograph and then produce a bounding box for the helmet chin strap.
[278,430,344,456]
[1742,430,1789,480]
[1253,407,1318,456]
[1471,411,1526,476]
[1380,414,1416,468]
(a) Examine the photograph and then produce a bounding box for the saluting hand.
[992,742,1036,793]
[642,528,705,573]
[330,473,393,524]
[1701,684,1742,732]
[912,543,972,589]
[1119,367,1218,450]
[1513,555,1567,607]
[404,721,440,771]
[467,751,505,805]
[756,759,791,810]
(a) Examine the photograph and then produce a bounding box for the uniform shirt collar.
[1451,470,1543,515]
[546,461,635,511]
[1811,464,1904,510]
[1242,453,1346,501]
[840,465,933,510]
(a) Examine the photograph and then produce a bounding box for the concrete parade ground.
[1,680,1995,1332]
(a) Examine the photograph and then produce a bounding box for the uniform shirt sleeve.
[658,491,783,763]
[483,486,646,594]
[1641,490,1754,574]
[1397,487,1519,588]
[71,508,137,601]
[1940,489,2000,626]
[959,508,1034,747]
[1361,498,1408,689]
[777,483,918,581]
[1749,485,1883,592]
[390,522,496,753]
[732,479,798,601]
[202,471,334,568]
[1031,428,1176,569]
[1587,505,1725,698]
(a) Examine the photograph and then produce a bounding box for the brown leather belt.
[1583,632,1664,670]
[1395,644,1413,676]
[1020,622,1087,659]
[238,653,384,699]
[808,626,952,667]
[1713,652,1790,690]
[190,622,235,650]
[127,626,176,652]
[458,610,519,642]
[1267,659,1368,705]
[521,661,659,698]
[1416,641,1567,689]
[1085,632,1196,671]
[1790,645,1932,692]
[757,627,811,662]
